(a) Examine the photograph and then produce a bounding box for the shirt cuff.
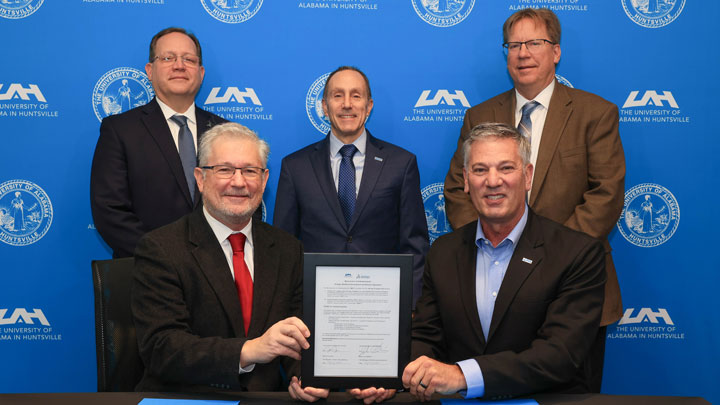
[456,359,485,398]
[239,362,256,374]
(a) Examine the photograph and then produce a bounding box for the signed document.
[314,266,399,377]
[302,253,412,388]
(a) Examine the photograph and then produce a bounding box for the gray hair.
[197,122,269,168]
[462,122,530,168]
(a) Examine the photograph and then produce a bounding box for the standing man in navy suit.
[273,66,429,306]
[91,27,226,258]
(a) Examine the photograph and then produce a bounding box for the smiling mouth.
[486,194,505,201]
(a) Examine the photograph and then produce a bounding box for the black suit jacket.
[273,132,429,304]
[90,97,226,258]
[412,210,606,399]
[131,209,303,392]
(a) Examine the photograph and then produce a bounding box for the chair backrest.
[91,258,144,392]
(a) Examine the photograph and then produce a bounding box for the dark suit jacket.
[90,97,226,258]
[443,82,625,325]
[131,209,303,392]
[273,132,429,304]
[412,210,606,399]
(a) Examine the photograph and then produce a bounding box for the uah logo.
[555,74,573,88]
[622,90,678,109]
[0,179,53,247]
[0,0,43,19]
[621,0,685,28]
[618,307,673,325]
[617,183,679,248]
[92,67,154,122]
[305,73,331,134]
[201,0,263,24]
[0,83,46,102]
[422,183,452,243]
[415,90,470,108]
[205,87,261,105]
[0,308,50,326]
[412,0,474,28]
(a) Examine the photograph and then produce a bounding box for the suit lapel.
[247,219,280,338]
[188,209,246,338]
[351,132,385,230]
[309,136,347,229]
[529,83,572,206]
[457,222,487,348]
[142,98,194,208]
[495,89,516,124]
[487,211,544,341]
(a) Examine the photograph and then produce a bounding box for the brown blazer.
[413,210,606,399]
[443,82,625,325]
[131,209,303,392]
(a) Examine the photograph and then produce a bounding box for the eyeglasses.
[502,39,556,55]
[153,53,200,67]
[201,165,266,180]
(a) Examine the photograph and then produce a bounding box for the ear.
[194,167,204,194]
[321,98,328,118]
[145,63,153,81]
[463,168,470,194]
[553,44,561,64]
[524,163,534,191]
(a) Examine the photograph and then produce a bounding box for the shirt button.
[492,291,497,297]
[494,261,499,266]
[347,236,353,243]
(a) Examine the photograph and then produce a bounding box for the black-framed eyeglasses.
[153,53,200,67]
[200,165,267,180]
[502,39,556,55]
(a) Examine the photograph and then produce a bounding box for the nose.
[486,168,503,187]
[172,57,186,69]
[341,95,352,108]
[229,169,248,187]
[517,42,531,58]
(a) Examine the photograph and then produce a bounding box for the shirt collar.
[203,206,254,248]
[157,97,197,126]
[515,79,555,114]
[329,129,367,158]
[475,204,529,248]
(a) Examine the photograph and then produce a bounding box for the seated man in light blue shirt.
[352,122,605,403]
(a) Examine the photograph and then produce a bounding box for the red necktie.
[228,233,253,335]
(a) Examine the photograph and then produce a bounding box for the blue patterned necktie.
[170,114,197,201]
[337,144,358,226]
[517,101,541,141]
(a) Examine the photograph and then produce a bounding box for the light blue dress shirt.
[456,205,529,398]
[329,130,366,195]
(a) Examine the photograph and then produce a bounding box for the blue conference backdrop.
[1,0,716,401]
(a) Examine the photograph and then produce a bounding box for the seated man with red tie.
[132,122,308,392]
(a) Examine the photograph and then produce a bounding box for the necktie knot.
[518,101,541,140]
[170,114,188,127]
[521,101,541,117]
[339,144,358,159]
[228,232,246,253]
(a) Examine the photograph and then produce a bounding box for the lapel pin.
[522,257,533,264]
[374,156,383,162]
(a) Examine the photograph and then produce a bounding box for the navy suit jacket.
[90,97,226,258]
[273,132,429,304]
[412,210,606,399]
[132,209,303,392]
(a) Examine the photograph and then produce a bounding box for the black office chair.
[92,258,144,392]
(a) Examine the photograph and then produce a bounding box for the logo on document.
[607,306,684,340]
[201,0,263,24]
[621,0,685,28]
[92,67,154,122]
[555,74,573,88]
[412,0,474,27]
[0,179,53,247]
[617,183,679,248]
[0,0,43,19]
[405,89,469,123]
[305,72,331,134]
[422,183,452,243]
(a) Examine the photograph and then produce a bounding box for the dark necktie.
[517,101,541,141]
[228,233,253,336]
[170,114,197,201]
[338,144,358,226]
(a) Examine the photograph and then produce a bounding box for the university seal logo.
[201,0,263,24]
[305,73,331,134]
[92,67,154,122]
[617,183,679,247]
[621,0,685,28]
[411,0,474,28]
[555,74,573,88]
[422,183,452,243]
[0,0,43,19]
[0,180,53,246]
